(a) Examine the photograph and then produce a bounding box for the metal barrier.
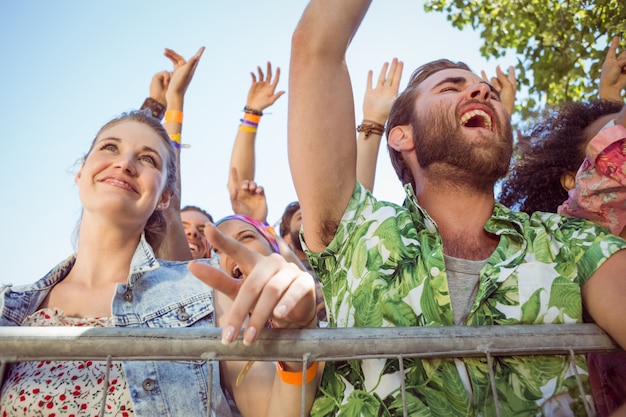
[0,324,620,417]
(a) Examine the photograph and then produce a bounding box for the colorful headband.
[214,214,280,254]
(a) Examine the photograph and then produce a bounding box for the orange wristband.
[276,361,317,385]
[164,110,184,124]
[242,112,262,124]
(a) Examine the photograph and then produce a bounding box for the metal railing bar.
[0,324,618,363]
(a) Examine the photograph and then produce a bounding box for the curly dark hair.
[498,100,623,214]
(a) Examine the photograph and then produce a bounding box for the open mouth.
[460,109,492,131]
[231,265,243,279]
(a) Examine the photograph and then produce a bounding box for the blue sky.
[1,1,508,286]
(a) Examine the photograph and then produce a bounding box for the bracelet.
[243,105,263,116]
[357,119,385,139]
[140,97,166,120]
[242,112,262,124]
[239,125,258,133]
[276,361,318,385]
[164,109,184,124]
[169,133,181,144]
[239,118,259,127]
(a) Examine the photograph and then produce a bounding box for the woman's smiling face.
[76,120,172,226]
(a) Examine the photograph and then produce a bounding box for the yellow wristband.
[168,133,181,144]
[239,125,258,133]
[276,361,317,386]
[164,110,184,124]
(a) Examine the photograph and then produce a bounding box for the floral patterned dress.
[0,308,134,417]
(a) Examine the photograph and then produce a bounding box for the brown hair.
[386,59,472,189]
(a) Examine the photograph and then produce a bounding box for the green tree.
[424,0,626,119]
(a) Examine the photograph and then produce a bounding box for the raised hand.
[600,35,626,102]
[363,58,404,124]
[164,46,205,108]
[148,71,170,107]
[189,223,317,346]
[246,62,285,113]
[481,65,516,115]
[229,167,269,222]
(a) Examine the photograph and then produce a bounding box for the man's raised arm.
[288,0,372,253]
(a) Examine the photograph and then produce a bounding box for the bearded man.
[288,1,626,416]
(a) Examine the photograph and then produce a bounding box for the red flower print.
[33,388,40,394]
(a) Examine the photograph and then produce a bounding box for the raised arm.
[356,58,404,192]
[228,62,285,195]
[599,35,626,102]
[289,0,372,253]
[157,46,205,261]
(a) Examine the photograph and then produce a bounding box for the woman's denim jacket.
[0,235,235,417]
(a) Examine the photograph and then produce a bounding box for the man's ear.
[560,171,576,192]
[387,125,414,152]
[156,192,172,211]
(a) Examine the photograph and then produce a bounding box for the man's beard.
[412,103,513,192]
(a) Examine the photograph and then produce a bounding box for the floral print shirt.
[559,122,626,236]
[305,182,626,417]
[0,308,134,417]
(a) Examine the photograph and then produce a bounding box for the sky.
[0,1,510,286]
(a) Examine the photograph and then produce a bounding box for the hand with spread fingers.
[357,58,404,192]
[481,64,516,115]
[246,61,285,113]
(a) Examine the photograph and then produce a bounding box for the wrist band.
[243,105,263,116]
[240,118,259,127]
[242,112,262,124]
[164,109,184,124]
[239,125,258,133]
[357,119,385,139]
[140,97,166,120]
[169,133,181,144]
[276,361,318,385]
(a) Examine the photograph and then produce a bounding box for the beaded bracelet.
[243,105,263,116]
[357,119,385,138]
[276,361,318,386]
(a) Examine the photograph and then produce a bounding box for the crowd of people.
[2,0,626,416]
